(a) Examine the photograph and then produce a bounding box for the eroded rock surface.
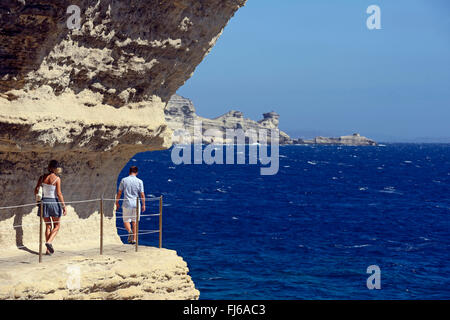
[0,245,199,300]
[0,0,246,105]
[0,0,245,244]
[0,0,247,299]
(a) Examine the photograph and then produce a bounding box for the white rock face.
[165,94,292,144]
[165,95,377,146]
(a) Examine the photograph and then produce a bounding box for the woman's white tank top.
[42,176,59,198]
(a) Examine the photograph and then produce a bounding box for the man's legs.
[122,206,133,243]
[124,222,136,242]
[123,221,132,233]
[131,222,137,242]
[123,221,134,244]
[122,207,138,244]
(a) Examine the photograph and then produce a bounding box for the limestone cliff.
[0,0,247,299]
[165,94,292,144]
[165,95,377,146]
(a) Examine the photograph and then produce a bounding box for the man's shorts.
[122,206,140,223]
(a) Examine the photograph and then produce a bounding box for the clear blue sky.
[177,0,450,142]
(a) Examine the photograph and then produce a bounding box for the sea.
[116,144,450,300]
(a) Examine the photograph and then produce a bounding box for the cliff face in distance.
[0,0,247,299]
[165,95,377,146]
[293,133,377,146]
[165,94,292,144]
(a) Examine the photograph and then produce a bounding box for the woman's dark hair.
[48,160,59,172]
[129,166,138,174]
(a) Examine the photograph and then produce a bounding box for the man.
[116,166,145,244]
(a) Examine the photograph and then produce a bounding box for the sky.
[177,0,450,142]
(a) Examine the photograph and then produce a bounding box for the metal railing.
[0,195,164,263]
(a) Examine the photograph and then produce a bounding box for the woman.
[34,160,67,255]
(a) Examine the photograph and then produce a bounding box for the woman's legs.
[47,217,60,243]
[44,217,52,254]
[44,218,52,241]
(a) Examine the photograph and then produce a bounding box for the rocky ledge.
[0,245,199,300]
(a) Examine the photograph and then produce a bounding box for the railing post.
[159,195,163,249]
[39,201,43,263]
[135,197,139,252]
[100,195,103,255]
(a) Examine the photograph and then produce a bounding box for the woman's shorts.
[37,197,62,218]
[122,206,140,223]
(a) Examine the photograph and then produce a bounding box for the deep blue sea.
[116,144,450,299]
